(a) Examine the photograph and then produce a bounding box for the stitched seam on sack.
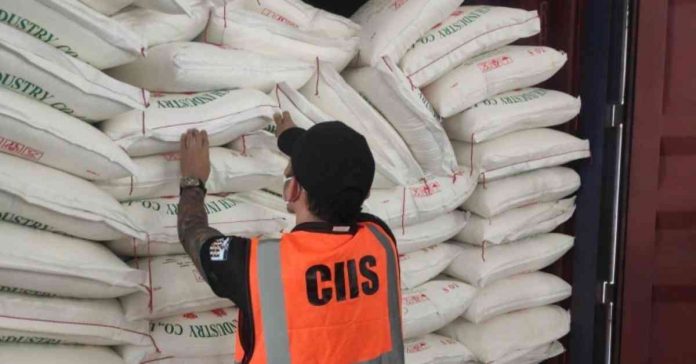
[316,70,405,178]
[162,217,281,228]
[4,43,145,107]
[380,56,454,171]
[407,16,540,78]
[489,207,573,243]
[493,184,579,216]
[0,183,142,235]
[7,117,135,175]
[213,10,354,48]
[378,1,433,64]
[471,104,581,141]
[114,105,277,141]
[478,290,571,319]
[0,264,138,288]
[506,209,575,242]
[480,148,590,173]
[0,314,152,339]
[483,244,570,283]
[277,86,328,122]
[142,356,176,364]
[40,0,144,54]
[146,299,232,318]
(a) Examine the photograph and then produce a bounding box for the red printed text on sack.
[0,136,44,161]
[402,293,428,306]
[260,8,298,28]
[527,47,548,56]
[163,152,180,161]
[406,341,430,354]
[393,0,407,10]
[410,180,442,198]
[477,55,513,73]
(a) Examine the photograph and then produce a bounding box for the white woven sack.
[492,341,565,364]
[0,153,145,241]
[452,128,590,182]
[456,197,576,246]
[221,0,360,38]
[400,243,461,290]
[235,190,288,214]
[396,210,468,254]
[445,233,574,287]
[364,173,477,228]
[0,88,138,180]
[206,6,359,71]
[300,61,424,186]
[445,88,581,143]
[439,305,570,363]
[0,345,127,364]
[114,1,209,48]
[424,46,567,118]
[271,82,332,129]
[101,89,275,157]
[0,24,148,123]
[229,130,285,158]
[462,167,580,218]
[0,0,145,69]
[118,307,239,364]
[402,6,540,88]
[95,147,285,201]
[0,222,146,299]
[226,131,290,198]
[133,0,193,15]
[121,255,234,321]
[465,272,571,323]
[402,279,477,340]
[107,42,314,93]
[271,82,396,189]
[404,334,476,364]
[79,0,133,15]
[234,189,296,237]
[351,0,460,66]
[343,56,458,176]
[108,195,289,257]
[0,291,150,346]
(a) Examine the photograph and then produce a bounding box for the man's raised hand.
[273,111,297,138]
[180,129,211,183]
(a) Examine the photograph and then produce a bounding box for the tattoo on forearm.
[178,188,223,277]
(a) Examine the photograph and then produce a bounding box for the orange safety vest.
[234,221,404,364]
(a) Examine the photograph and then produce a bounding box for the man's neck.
[294,210,325,226]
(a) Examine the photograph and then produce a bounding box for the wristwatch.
[180,176,206,193]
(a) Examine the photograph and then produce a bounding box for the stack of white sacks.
[398,4,587,364]
[0,0,587,363]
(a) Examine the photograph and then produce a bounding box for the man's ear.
[287,178,302,203]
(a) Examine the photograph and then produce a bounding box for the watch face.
[181,177,201,187]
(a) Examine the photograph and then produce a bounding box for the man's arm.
[177,186,223,276]
[177,129,221,276]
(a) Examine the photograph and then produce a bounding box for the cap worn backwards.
[277,121,376,202]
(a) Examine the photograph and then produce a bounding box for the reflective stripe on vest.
[361,224,404,363]
[252,224,404,364]
[256,239,291,363]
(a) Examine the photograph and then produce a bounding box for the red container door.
[621,1,696,363]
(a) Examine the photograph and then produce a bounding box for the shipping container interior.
[308,1,616,363]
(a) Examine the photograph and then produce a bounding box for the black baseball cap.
[277,121,375,203]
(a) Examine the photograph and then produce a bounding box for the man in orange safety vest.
[177,112,404,364]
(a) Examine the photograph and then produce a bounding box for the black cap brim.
[277,127,306,156]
